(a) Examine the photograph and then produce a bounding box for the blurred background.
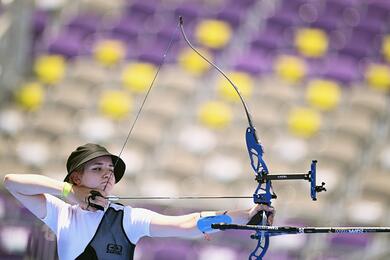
[0,0,390,259]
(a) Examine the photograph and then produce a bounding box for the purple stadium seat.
[227,0,256,9]
[281,0,312,13]
[27,224,58,260]
[136,44,171,64]
[47,31,85,59]
[156,24,181,46]
[33,10,48,38]
[257,251,299,260]
[174,3,202,26]
[251,29,290,53]
[328,232,372,248]
[338,27,381,59]
[19,207,38,223]
[322,0,358,18]
[338,42,369,60]
[216,7,245,29]
[364,0,390,24]
[0,223,32,259]
[66,13,102,38]
[321,55,362,84]
[233,50,274,75]
[108,16,140,42]
[255,13,298,51]
[211,228,254,248]
[125,0,157,22]
[151,240,198,260]
[356,17,386,39]
[310,15,340,32]
[267,12,299,34]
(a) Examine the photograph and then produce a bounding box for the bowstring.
[103,22,181,191]
[178,17,255,129]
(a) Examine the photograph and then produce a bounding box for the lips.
[101,180,114,188]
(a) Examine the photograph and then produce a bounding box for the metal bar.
[258,174,309,181]
[212,224,390,234]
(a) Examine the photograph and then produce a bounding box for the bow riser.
[177,17,326,260]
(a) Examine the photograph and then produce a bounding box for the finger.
[91,190,107,198]
[94,196,108,205]
[267,214,274,225]
[260,205,274,213]
[90,196,108,208]
[89,190,103,200]
[267,209,276,225]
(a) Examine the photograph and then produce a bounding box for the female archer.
[3,143,275,260]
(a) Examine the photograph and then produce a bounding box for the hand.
[67,185,108,212]
[248,204,275,226]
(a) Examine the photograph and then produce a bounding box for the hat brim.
[64,152,126,184]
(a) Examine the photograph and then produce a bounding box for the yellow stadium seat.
[365,63,390,92]
[178,47,212,75]
[288,107,321,138]
[122,62,157,93]
[34,55,66,85]
[196,19,232,49]
[295,28,328,57]
[217,71,253,102]
[198,101,232,129]
[93,39,126,66]
[306,79,341,111]
[274,55,307,83]
[99,90,133,120]
[15,82,44,111]
[382,35,390,62]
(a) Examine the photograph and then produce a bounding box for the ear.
[69,171,82,185]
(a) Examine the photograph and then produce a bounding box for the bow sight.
[254,160,327,202]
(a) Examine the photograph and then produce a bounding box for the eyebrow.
[91,162,114,167]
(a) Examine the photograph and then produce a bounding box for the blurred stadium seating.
[0,0,390,259]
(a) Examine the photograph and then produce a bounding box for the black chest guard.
[76,205,136,260]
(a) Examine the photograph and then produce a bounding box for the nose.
[103,169,114,179]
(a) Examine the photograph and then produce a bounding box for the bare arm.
[3,174,107,219]
[149,204,275,239]
[3,174,66,219]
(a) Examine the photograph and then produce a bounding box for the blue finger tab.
[197,214,232,233]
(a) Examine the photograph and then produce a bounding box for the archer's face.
[81,156,115,192]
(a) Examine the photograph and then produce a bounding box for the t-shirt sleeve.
[41,194,70,235]
[124,207,157,244]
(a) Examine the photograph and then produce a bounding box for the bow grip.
[247,205,271,226]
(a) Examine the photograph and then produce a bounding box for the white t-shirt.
[42,194,155,260]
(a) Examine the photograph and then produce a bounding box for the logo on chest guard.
[107,243,123,255]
